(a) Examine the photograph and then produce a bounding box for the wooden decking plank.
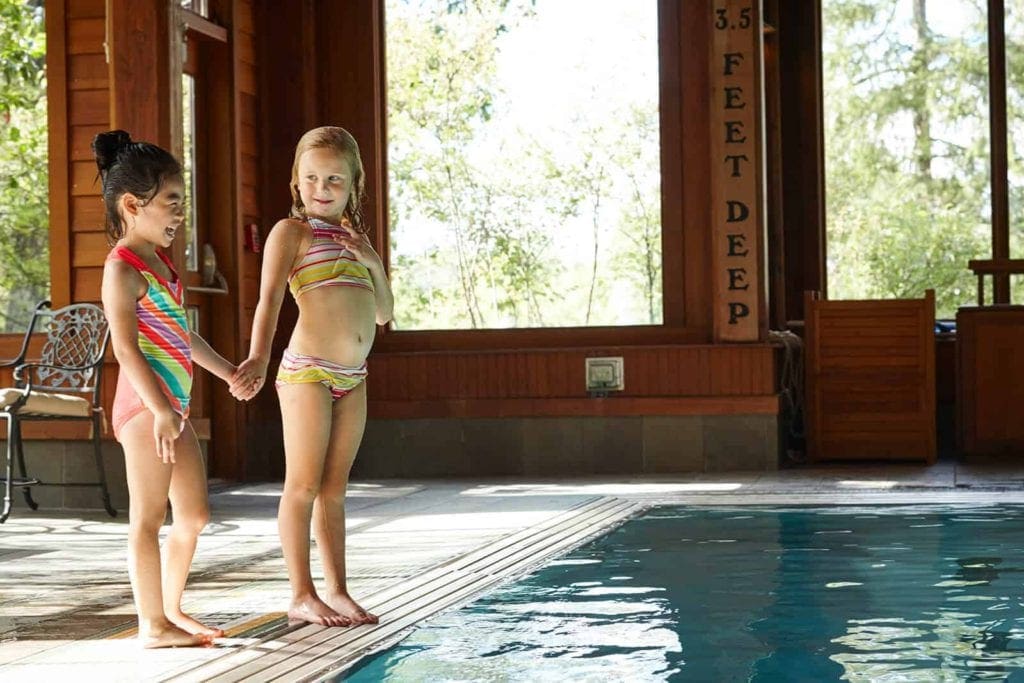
[168,498,640,683]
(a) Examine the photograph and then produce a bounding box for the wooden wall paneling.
[71,231,110,268]
[763,0,787,330]
[107,0,170,146]
[67,17,104,52]
[47,0,72,308]
[67,0,104,19]
[68,89,107,125]
[70,196,105,232]
[69,53,108,90]
[956,306,1024,454]
[779,0,825,323]
[316,0,388,284]
[658,0,685,327]
[680,0,712,333]
[804,291,936,462]
[69,125,108,160]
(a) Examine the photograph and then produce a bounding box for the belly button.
[357,334,363,343]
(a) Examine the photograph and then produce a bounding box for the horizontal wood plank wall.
[62,0,110,305]
[206,0,261,480]
[804,291,936,462]
[367,344,778,418]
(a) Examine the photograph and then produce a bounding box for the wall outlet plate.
[585,356,624,392]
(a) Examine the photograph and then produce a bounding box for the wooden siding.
[50,0,110,307]
[367,344,778,418]
[956,306,1024,454]
[804,291,936,462]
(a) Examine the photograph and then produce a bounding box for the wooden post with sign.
[710,0,765,342]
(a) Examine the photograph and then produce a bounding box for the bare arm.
[229,219,305,399]
[367,261,394,326]
[335,222,394,325]
[102,258,180,462]
[190,331,235,383]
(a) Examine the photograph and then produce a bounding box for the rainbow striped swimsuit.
[109,246,192,437]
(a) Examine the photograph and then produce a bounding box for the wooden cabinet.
[805,291,936,462]
[956,305,1024,455]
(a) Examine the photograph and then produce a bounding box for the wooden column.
[709,0,766,341]
[107,0,171,147]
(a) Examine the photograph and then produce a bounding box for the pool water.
[341,505,1024,681]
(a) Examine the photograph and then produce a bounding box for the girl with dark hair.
[96,129,235,648]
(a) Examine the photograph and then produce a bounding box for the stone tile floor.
[3,457,1024,681]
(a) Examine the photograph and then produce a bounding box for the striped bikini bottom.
[274,349,367,401]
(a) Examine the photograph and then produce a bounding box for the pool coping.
[160,496,645,682]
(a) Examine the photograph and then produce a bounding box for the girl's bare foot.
[166,609,225,638]
[288,595,351,627]
[139,621,213,649]
[325,590,379,625]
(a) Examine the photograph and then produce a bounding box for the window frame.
[372,0,707,352]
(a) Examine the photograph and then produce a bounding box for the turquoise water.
[341,505,1024,681]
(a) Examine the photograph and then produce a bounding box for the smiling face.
[296,147,353,223]
[122,176,186,250]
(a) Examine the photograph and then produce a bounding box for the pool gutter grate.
[161,496,643,683]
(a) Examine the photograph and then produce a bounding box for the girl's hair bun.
[92,129,134,173]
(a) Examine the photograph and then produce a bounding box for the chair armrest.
[14,361,104,388]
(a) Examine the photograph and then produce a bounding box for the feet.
[288,595,351,627]
[139,621,213,649]
[325,590,379,626]
[166,609,225,639]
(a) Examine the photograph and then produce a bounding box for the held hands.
[334,219,383,271]
[230,357,269,401]
[153,407,184,464]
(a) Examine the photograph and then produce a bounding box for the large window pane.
[385,0,662,330]
[182,72,199,272]
[823,0,990,318]
[0,0,48,332]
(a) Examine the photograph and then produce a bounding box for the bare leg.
[120,412,209,648]
[162,420,223,638]
[316,383,378,625]
[278,382,350,627]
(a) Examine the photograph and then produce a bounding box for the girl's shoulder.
[267,216,313,251]
[102,250,148,299]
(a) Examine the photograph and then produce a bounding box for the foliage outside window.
[0,0,48,332]
[385,0,662,330]
[182,72,199,272]
[823,0,991,319]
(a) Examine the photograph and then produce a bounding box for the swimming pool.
[339,505,1024,681]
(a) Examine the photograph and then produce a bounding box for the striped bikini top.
[287,217,374,299]
[108,246,193,415]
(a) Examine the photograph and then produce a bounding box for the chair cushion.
[0,388,93,418]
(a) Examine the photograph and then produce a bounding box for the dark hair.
[289,126,368,234]
[92,130,182,244]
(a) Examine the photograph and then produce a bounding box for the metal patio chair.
[0,301,115,523]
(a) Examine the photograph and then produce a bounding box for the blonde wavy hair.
[289,126,368,234]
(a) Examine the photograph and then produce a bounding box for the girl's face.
[125,177,186,250]
[297,147,353,222]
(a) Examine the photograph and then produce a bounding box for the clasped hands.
[229,357,267,401]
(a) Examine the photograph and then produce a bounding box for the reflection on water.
[342,505,1024,681]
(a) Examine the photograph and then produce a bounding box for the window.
[182,72,199,272]
[823,0,991,319]
[385,0,662,330]
[0,0,48,332]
